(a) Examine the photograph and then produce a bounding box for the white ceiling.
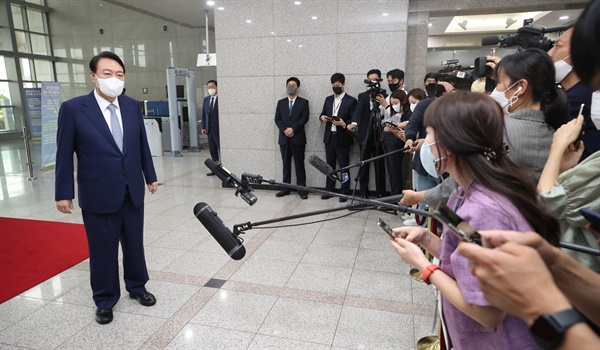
[428,9,584,35]
[102,0,584,36]
[103,0,217,28]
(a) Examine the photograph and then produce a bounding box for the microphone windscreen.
[204,159,230,184]
[193,202,245,260]
[481,36,500,46]
[308,154,334,176]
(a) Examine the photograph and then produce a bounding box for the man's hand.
[412,139,424,152]
[320,115,330,123]
[346,124,357,131]
[485,56,502,71]
[376,94,388,108]
[332,118,346,128]
[147,181,158,194]
[458,241,571,326]
[201,129,207,135]
[56,199,74,214]
[284,127,294,137]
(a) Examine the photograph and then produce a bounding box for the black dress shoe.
[275,190,291,197]
[129,291,157,306]
[299,192,308,199]
[95,308,113,324]
[321,194,333,200]
[339,197,347,203]
[206,172,215,176]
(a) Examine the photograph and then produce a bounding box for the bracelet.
[421,264,441,285]
[423,230,431,247]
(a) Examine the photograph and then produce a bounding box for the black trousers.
[325,133,350,194]
[384,132,405,195]
[207,126,220,162]
[280,143,306,188]
[357,131,387,196]
[81,191,149,310]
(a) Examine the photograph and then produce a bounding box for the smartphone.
[574,103,585,151]
[331,116,341,122]
[377,218,396,239]
[432,205,482,245]
[580,208,600,231]
[383,120,398,128]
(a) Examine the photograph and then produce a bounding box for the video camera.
[482,18,569,51]
[364,79,386,107]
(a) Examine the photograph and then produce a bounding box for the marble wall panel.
[273,0,338,36]
[337,32,408,76]
[215,0,275,39]
[273,35,337,77]
[337,0,409,34]
[217,37,274,77]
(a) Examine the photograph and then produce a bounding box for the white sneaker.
[403,218,418,226]
[401,213,412,220]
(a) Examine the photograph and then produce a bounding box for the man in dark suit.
[274,77,310,199]
[201,80,220,173]
[347,69,388,198]
[319,73,357,202]
[55,52,158,325]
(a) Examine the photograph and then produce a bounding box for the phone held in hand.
[377,218,396,239]
[574,103,585,151]
[331,116,341,122]
[580,208,600,231]
[432,205,482,245]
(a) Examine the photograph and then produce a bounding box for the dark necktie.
[209,97,215,117]
[107,104,123,152]
[289,99,293,116]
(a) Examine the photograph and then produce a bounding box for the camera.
[364,79,386,107]
[482,18,569,51]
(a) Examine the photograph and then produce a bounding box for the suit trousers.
[357,131,387,197]
[82,191,149,310]
[207,126,220,162]
[325,133,350,194]
[383,132,405,195]
[280,143,306,187]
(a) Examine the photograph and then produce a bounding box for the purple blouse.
[440,183,540,350]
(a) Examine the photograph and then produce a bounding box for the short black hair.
[207,80,218,86]
[572,0,600,87]
[423,72,437,83]
[367,69,381,79]
[287,77,300,87]
[387,69,405,81]
[89,51,126,74]
[330,73,345,84]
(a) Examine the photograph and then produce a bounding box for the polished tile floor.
[0,140,437,350]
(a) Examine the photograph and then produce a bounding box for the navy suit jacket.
[55,91,157,213]
[274,96,310,145]
[201,95,219,134]
[320,93,357,146]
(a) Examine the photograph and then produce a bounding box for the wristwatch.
[530,309,586,349]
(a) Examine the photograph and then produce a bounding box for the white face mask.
[208,88,217,96]
[554,55,572,83]
[420,141,446,178]
[95,76,124,98]
[410,102,418,112]
[591,91,600,130]
[392,104,401,113]
[489,81,521,115]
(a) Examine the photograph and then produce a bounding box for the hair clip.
[483,147,497,162]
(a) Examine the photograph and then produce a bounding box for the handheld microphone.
[194,202,246,260]
[205,159,257,206]
[308,154,342,182]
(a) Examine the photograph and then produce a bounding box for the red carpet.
[0,217,89,304]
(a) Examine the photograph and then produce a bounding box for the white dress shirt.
[94,89,123,133]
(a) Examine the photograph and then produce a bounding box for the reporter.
[388,91,560,349]
[458,230,600,325]
[383,90,409,195]
[458,234,600,349]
